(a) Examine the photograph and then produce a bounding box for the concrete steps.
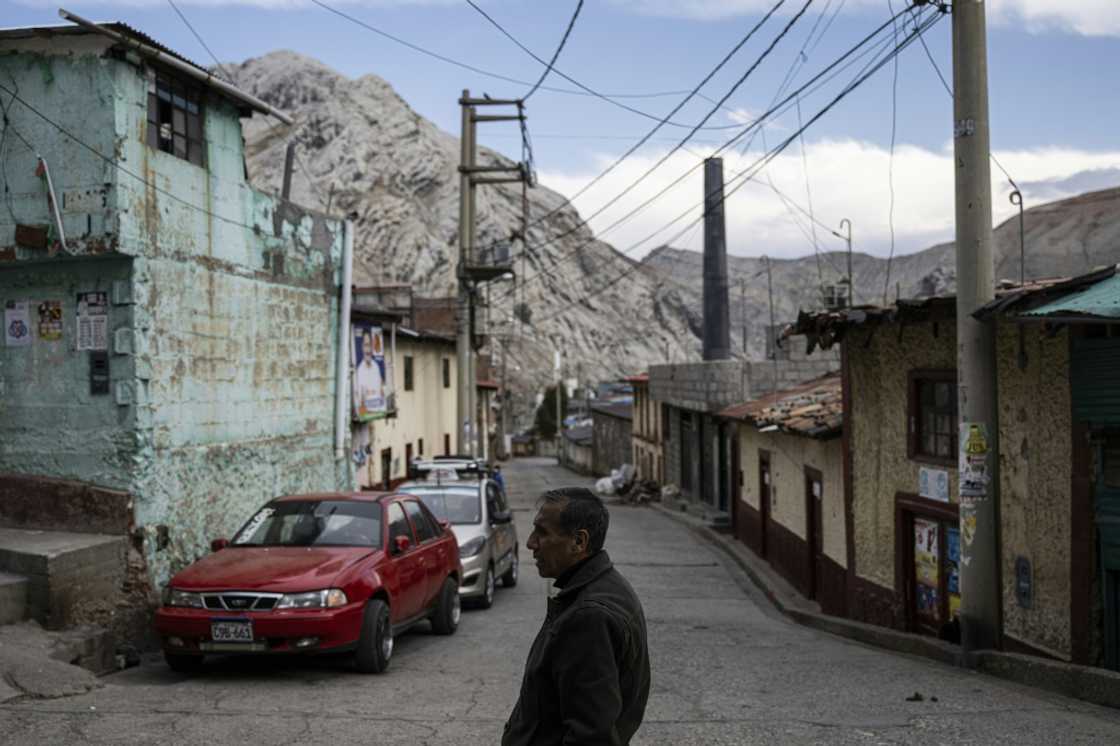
[0,571,29,624]
[0,528,126,630]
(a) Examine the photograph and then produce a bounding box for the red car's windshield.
[232,500,382,548]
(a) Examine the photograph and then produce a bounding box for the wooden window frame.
[907,369,959,467]
[146,67,205,167]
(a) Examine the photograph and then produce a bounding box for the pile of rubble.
[593,464,665,504]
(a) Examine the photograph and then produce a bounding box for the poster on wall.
[919,466,950,503]
[75,292,108,351]
[352,323,387,422]
[946,526,961,620]
[914,517,941,624]
[4,300,32,347]
[37,300,63,341]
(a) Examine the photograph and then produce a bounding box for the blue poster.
[946,527,960,595]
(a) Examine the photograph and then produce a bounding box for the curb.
[647,501,1120,710]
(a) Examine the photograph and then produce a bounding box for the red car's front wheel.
[355,599,392,674]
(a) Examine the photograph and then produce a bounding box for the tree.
[533,384,569,439]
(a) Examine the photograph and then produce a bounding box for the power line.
[502,0,813,269]
[470,0,796,266]
[530,7,943,325]
[883,0,900,305]
[308,0,729,112]
[523,0,584,101]
[495,4,919,305]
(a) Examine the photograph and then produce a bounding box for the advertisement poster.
[76,291,108,351]
[959,422,991,499]
[352,323,387,422]
[37,300,63,341]
[914,518,940,587]
[946,527,961,619]
[919,466,950,503]
[4,300,31,347]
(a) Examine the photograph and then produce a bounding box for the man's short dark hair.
[540,487,609,553]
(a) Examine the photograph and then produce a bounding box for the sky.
[6,0,1120,266]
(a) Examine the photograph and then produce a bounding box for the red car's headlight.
[164,588,204,608]
[276,589,348,609]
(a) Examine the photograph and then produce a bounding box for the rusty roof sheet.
[788,266,1118,351]
[719,372,842,439]
[624,373,649,384]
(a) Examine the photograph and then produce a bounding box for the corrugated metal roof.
[719,372,842,439]
[590,401,633,421]
[1020,271,1120,320]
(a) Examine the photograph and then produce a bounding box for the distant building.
[591,400,633,477]
[627,374,663,483]
[560,425,593,475]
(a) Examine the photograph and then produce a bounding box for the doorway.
[805,468,823,602]
[758,451,771,558]
[380,448,392,491]
[897,494,961,638]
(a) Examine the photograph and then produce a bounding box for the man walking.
[503,487,650,746]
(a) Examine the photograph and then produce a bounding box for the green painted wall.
[1,37,353,587]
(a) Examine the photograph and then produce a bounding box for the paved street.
[2,457,1119,745]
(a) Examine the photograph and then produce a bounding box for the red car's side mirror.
[438,519,451,533]
[393,535,412,554]
[211,538,229,552]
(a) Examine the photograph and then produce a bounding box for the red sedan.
[155,492,461,674]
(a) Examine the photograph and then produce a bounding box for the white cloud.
[537,139,1120,261]
[610,0,1120,37]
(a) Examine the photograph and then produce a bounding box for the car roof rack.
[408,457,489,481]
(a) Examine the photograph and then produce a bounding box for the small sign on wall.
[919,466,950,503]
[4,300,31,347]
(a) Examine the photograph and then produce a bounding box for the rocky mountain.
[641,186,1120,358]
[228,51,1120,400]
[228,51,696,403]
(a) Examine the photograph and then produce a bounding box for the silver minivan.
[398,464,518,608]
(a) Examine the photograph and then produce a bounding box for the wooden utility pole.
[739,277,748,357]
[952,0,1000,653]
[456,90,528,456]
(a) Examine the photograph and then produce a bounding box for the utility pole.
[555,349,563,455]
[498,338,509,460]
[952,0,1000,654]
[764,256,777,393]
[456,90,530,457]
[739,277,748,357]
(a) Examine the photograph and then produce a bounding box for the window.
[232,500,381,548]
[386,502,413,553]
[444,433,451,456]
[442,358,451,389]
[909,372,958,463]
[405,442,413,467]
[404,355,414,391]
[403,500,438,542]
[418,438,424,456]
[146,69,204,166]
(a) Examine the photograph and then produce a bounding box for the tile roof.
[624,373,649,384]
[719,372,842,439]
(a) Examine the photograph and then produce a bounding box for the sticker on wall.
[4,300,31,347]
[959,422,991,500]
[37,300,63,341]
[75,292,108,351]
[919,466,950,503]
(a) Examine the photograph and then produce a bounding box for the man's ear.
[573,529,590,554]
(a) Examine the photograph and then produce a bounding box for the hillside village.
[1,6,1120,744]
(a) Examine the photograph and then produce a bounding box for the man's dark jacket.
[502,551,650,746]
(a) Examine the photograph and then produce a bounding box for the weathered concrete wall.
[650,361,748,413]
[0,258,135,488]
[848,323,958,590]
[592,411,633,477]
[359,336,457,488]
[996,321,1073,659]
[738,426,846,567]
[561,439,593,475]
[0,44,352,586]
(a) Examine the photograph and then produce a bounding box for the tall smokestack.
[702,157,731,361]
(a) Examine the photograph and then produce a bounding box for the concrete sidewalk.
[648,500,1120,711]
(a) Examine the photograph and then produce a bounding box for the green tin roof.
[1022,272,1120,320]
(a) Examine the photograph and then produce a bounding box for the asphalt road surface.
[2,457,1119,745]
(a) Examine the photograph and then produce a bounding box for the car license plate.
[210,619,253,643]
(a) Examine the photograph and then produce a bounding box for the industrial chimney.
[702,158,731,361]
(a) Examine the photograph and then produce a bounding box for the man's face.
[361,333,373,362]
[526,499,586,579]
